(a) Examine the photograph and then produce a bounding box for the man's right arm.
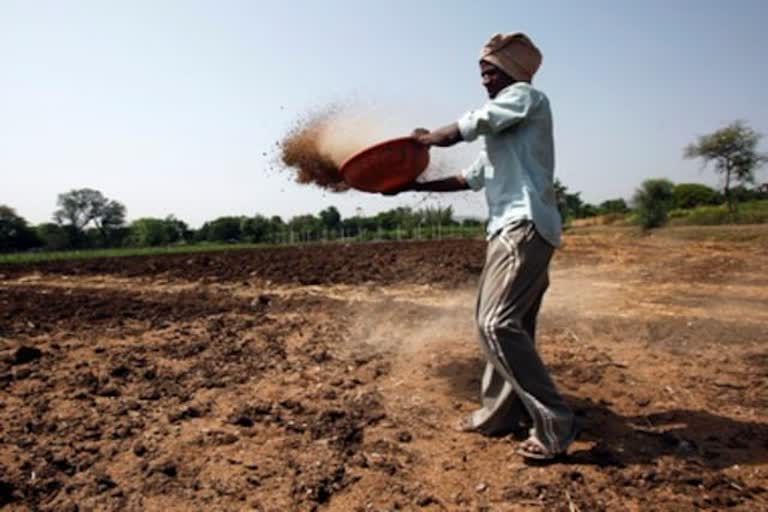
[410,176,470,192]
[383,175,469,195]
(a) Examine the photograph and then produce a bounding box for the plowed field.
[1,232,767,511]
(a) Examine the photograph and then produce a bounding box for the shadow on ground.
[435,357,768,469]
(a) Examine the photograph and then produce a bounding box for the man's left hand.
[411,128,433,146]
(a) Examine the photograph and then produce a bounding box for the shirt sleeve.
[461,151,487,191]
[457,85,535,142]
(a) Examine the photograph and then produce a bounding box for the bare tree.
[53,188,126,240]
[684,121,768,212]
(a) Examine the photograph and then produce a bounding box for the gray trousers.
[467,221,575,453]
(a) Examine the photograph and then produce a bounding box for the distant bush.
[632,178,675,228]
[672,183,722,209]
[128,218,171,247]
[126,217,190,247]
[668,200,768,225]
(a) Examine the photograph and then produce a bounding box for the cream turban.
[479,32,542,82]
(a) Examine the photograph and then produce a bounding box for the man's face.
[480,61,514,99]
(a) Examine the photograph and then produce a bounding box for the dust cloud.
[279,106,392,192]
[348,290,476,355]
[347,267,627,357]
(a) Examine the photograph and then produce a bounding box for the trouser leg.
[466,360,525,436]
[468,286,545,435]
[523,290,544,343]
[465,246,526,435]
[468,222,574,452]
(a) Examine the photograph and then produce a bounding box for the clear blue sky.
[2,0,767,226]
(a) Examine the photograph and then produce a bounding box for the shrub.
[632,179,675,228]
[128,218,172,246]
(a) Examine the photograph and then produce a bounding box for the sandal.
[516,422,580,461]
[516,436,558,460]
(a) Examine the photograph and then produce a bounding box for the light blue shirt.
[458,82,561,247]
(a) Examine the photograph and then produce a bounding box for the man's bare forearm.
[411,176,469,192]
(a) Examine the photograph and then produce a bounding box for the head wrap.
[479,32,542,82]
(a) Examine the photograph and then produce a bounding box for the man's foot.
[516,422,580,461]
[516,437,558,460]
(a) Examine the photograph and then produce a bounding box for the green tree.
[632,178,675,228]
[318,206,342,231]
[289,214,322,239]
[202,216,244,242]
[672,183,721,209]
[53,188,126,246]
[0,206,40,252]
[684,121,768,212]
[269,216,285,241]
[241,215,272,243]
[162,215,190,243]
[127,218,174,246]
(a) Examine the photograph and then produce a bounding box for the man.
[391,32,577,460]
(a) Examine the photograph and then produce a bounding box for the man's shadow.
[435,357,768,469]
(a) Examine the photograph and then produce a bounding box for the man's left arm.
[457,86,534,142]
[412,87,535,147]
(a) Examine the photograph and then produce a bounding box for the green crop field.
[0,243,270,265]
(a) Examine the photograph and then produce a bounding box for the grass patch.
[668,200,768,226]
[0,227,486,265]
[0,243,272,265]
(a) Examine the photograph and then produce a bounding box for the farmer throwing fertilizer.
[390,32,578,460]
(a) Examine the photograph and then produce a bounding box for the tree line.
[0,193,479,253]
[3,178,765,253]
[558,179,768,225]
[1,121,766,252]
